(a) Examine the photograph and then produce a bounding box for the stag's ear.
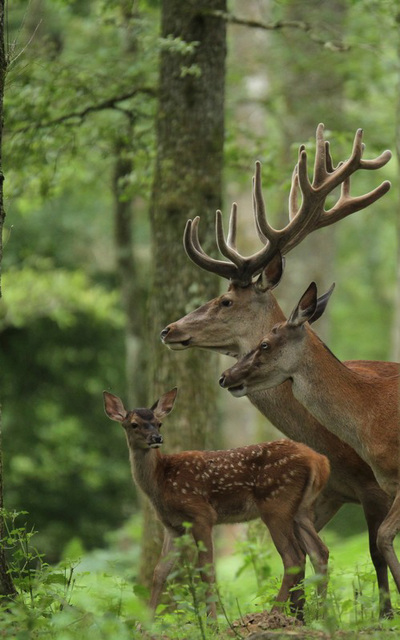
[103,391,127,423]
[152,387,178,419]
[256,252,285,292]
[309,283,335,325]
[287,282,318,327]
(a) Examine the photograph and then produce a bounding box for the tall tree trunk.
[0,0,17,598]
[271,0,346,343]
[140,0,226,587]
[113,128,148,407]
[393,10,400,362]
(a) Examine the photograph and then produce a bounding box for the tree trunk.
[112,129,148,407]
[393,10,400,362]
[271,0,346,343]
[140,0,226,587]
[0,0,17,598]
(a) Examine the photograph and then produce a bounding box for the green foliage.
[0,512,399,638]
[1,0,159,559]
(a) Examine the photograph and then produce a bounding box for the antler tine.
[252,161,281,247]
[360,149,392,170]
[312,123,328,187]
[325,141,335,173]
[288,166,299,221]
[226,202,238,250]
[316,179,391,229]
[183,218,238,281]
[215,209,246,267]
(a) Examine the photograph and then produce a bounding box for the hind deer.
[219,281,400,595]
[103,388,330,621]
[160,124,397,616]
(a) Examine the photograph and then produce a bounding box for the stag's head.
[161,125,391,359]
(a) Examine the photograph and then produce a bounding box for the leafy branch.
[206,10,350,52]
[13,86,157,134]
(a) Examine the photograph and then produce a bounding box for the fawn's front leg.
[149,529,178,614]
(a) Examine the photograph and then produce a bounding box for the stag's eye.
[261,341,270,351]
[221,298,233,308]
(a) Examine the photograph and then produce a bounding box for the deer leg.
[361,490,393,618]
[191,521,216,618]
[312,494,342,532]
[149,529,178,614]
[260,511,306,621]
[376,490,400,596]
[294,511,329,599]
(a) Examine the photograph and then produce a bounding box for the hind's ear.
[151,388,178,419]
[287,282,318,327]
[308,283,335,325]
[103,391,127,423]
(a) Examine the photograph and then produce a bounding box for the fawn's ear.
[309,283,335,325]
[287,282,318,327]
[256,251,285,292]
[103,391,127,423]
[151,387,178,419]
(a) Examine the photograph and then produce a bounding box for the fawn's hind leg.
[260,506,306,621]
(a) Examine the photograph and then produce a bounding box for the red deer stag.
[103,388,330,621]
[161,124,397,617]
[219,281,400,595]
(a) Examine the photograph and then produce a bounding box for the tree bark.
[0,0,17,598]
[271,0,346,343]
[393,10,400,362]
[140,0,226,587]
[112,127,148,407]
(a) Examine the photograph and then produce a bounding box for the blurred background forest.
[1,0,399,576]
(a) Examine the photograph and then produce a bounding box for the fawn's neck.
[128,446,163,503]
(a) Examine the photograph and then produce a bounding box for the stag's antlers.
[184,123,391,286]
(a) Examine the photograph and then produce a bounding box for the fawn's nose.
[149,433,163,446]
[219,374,226,388]
[160,326,170,341]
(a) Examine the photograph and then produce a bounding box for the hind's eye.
[261,342,270,351]
[131,422,139,428]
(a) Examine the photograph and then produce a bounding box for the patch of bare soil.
[229,610,325,638]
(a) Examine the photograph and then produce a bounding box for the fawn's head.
[103,388,178,450]
[219,282,335,396]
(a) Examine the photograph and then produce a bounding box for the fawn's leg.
[294,510,329,598]
[149,529,178,614]
[260,507,306,621]
[191,521,217,618]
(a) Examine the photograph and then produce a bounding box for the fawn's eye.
[261,341,270,351]
[221,298,233,308]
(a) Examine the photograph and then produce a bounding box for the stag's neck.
[128,447,163,503]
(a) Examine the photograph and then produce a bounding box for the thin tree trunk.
[140,0,226,587]
[393,10,400,362]
[272,0,346,343]
[112,129,147,407]
[0,0,17,599]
